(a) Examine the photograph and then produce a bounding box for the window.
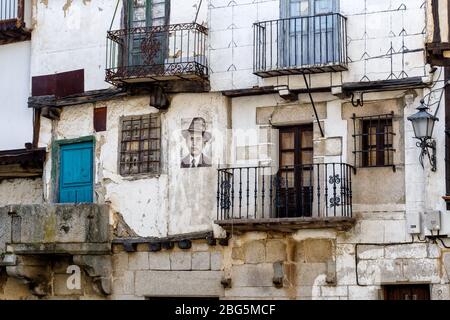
[120,114,161,175]
[352,113,396,170]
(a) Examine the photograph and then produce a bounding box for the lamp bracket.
[416,138,437,172]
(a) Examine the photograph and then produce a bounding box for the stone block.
[112,252,129,274]
[431,284,450,300]
[297,286,315,298]
[224,287,288,299]
[192,242,210,252]
[427,244,441,258]
[110,295,145,300]
[135,271,223,297]
[348,286,380,300]
[112,273,135,296]
[232,247,244,260]
[357,245,384,260]
[359,220,385,243]
[335,246,357,286]
[402,259,440,283]
[357,259,404,285]
[321,285,348,297]
[128,252,149,271]
[244,241,266,264]
[149,252,170,270]
[232,264,274,287]
[296,239,334,263]
[211,252,223,271]
[296,263,328,286]
[53,273,83,296]
[192,252,211,271]
[384,244,428,259]
[170,252,192,271]
[265,240,286,263]
[383,220,407,242]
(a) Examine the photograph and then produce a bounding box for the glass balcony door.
[281,0,339,67]
[277,125,314,218]
[127,0,168,72]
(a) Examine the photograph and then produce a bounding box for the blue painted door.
[59,141,94,203]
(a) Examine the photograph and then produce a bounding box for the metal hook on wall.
[351,91,365,107]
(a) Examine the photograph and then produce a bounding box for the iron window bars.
[0,0,21,23]
[106,23,208,85]
[352,112,396,172]
[120,114,161,176]
[217,163,353,221]
[253,13,348,77]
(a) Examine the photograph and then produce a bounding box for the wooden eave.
[215,217,356,234]
[0,148,46,179]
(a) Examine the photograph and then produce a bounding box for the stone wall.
[0,178,43,207]
[111,241,225,299]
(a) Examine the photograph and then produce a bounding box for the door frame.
[51,136,96,204]
[276,124,314,217]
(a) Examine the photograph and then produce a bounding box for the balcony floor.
[215,217,356,233]
[254,63,348,78]
[0,20,31,45]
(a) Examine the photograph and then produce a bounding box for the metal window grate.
[352,112,396,171]
[120,114,161,175]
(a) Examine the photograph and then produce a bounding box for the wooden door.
[59,141,94,203]
[128,0,168,70]
[277,125,314,218]
[384,285,430,300]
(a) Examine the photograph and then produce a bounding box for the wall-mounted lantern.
[407,100,439,171]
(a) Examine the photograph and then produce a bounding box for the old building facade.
[1,0,450,300]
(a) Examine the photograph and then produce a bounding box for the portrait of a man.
[180,117,212,168]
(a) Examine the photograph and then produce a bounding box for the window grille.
[120,114,161,175]
[352,112,396,171]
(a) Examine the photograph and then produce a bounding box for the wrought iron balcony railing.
[253,13,348,77]
[217,163,353,221]
[0,0,29,44]
[106,23,208,85]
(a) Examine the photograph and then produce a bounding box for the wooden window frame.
[352,112,396,172]
[119,113,161,177]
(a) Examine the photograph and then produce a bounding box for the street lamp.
[407,100,439,171]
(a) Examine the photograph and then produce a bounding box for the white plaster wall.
[209,0,428,91]
[38,93,229,237]
[0,41,32,150]
[0,178,43,206]
[30,0,123,91]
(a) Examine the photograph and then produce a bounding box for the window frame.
[352,112,396,172]
[118,113,162,177]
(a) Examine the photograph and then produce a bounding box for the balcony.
[106,23,208,86]
[216,163,355,233]
[0,0,30,45]
[0,204,111,255]
[253,13,348,78]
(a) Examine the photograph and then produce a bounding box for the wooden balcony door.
[384,285,430,300]
[281,0,339,66]
[127,0,168,70]
[277,125,314,218]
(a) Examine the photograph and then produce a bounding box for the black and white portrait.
[180,117,212,168]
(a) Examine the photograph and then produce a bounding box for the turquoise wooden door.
[59,141,94,203]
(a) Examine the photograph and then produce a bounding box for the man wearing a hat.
[181,117,212,168]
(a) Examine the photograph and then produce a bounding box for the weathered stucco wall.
[209,0,427,91]
[30,0,121,91]
[38,93,230,237]
[0,178,43,206]
[0,41,33,150]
